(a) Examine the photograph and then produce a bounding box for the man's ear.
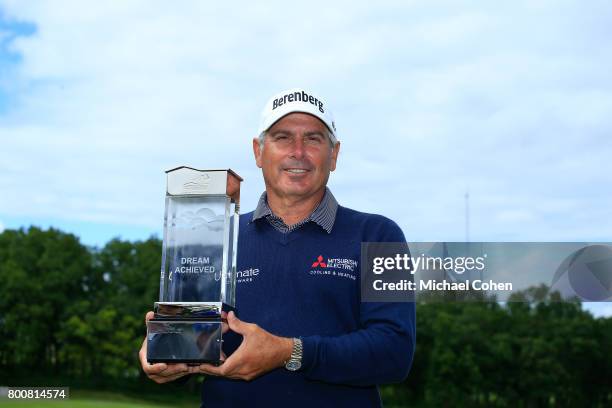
[329,141,340,172]
[253,137,263,168]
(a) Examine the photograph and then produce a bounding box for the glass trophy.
[147,167,241,364]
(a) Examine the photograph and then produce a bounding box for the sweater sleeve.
[300,216,416,386]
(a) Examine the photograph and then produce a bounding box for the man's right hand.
[139,311,192,383]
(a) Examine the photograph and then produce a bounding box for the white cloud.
[0,0,611,242]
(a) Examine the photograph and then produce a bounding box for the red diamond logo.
[312,255,327,268]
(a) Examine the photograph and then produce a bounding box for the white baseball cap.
[258,88,338,144]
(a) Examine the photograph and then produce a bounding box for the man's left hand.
[197,311,293,381]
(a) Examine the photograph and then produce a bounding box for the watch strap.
[285,337,303,371]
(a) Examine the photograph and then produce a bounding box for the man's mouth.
[284,168,310,174]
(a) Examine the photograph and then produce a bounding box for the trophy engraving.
[147,167,241,364]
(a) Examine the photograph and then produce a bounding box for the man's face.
[253,113,340,201]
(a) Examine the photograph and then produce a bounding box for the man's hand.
[196,311,293,381]
[139,311,194,383]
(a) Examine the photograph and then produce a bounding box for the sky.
[0,1,611,314]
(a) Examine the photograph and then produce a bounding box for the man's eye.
[306,135,322,143]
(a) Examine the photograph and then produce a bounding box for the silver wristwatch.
[285,338,303,371]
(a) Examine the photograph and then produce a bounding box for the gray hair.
[258,129,336,150]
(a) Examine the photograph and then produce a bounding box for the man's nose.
[290,137,306,159]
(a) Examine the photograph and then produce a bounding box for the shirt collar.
[251,187,338,233]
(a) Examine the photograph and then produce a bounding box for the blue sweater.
[201,205,416,407]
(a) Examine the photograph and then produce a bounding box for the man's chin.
[276,183,317,198]
[278,177,311,191]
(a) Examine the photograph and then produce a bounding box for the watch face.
[286,360,301,371]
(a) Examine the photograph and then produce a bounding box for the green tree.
[0,227,93,374]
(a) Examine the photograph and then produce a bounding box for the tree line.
[0,227,610,406]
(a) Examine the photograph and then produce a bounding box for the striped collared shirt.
[251,187,338,234]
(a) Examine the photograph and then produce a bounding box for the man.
[139,88,416,407]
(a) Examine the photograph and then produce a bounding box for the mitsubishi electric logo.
[308,255,358,281]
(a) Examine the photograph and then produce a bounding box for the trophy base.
[146,319,223,364]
